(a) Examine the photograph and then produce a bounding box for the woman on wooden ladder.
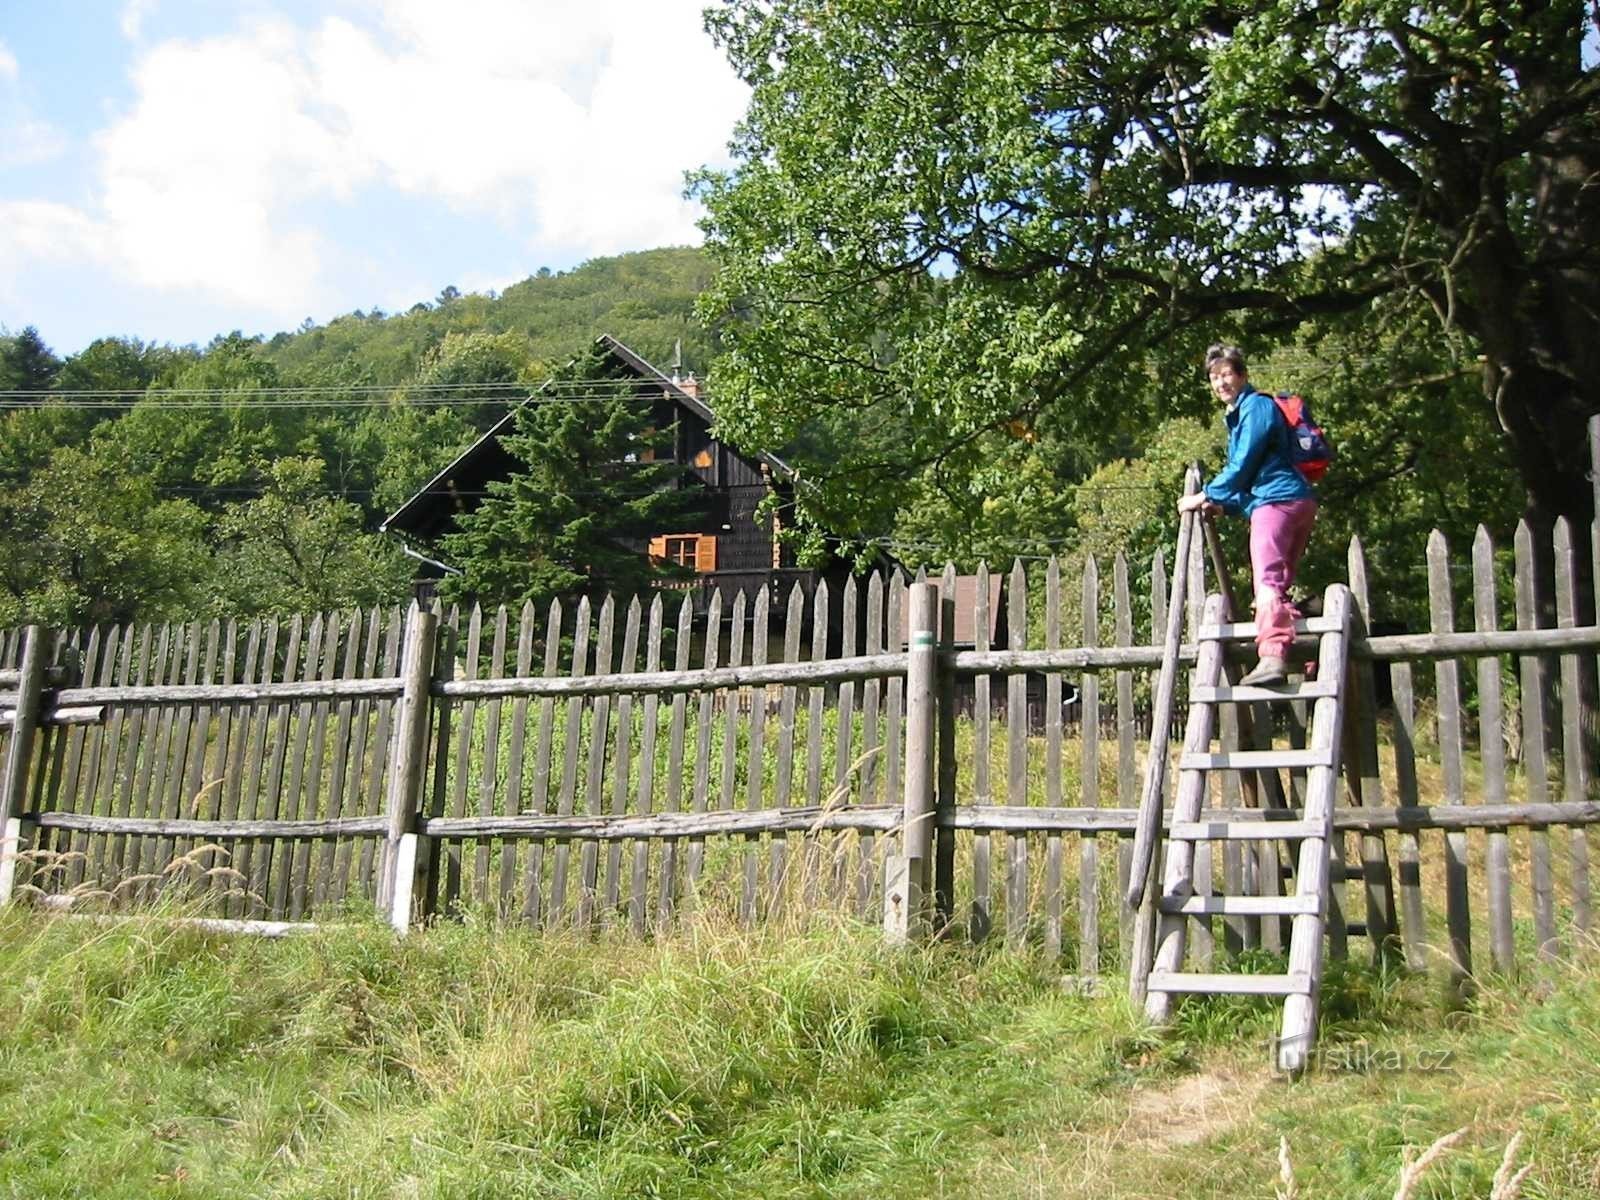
[1177,344,1317,687]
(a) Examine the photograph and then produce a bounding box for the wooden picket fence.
[5,435,1600,983]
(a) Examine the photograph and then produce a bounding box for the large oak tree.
[693,0,1600,545]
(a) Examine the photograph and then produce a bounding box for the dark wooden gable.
[381,334,790,553]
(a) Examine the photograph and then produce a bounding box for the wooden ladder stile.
[1138,580,1355,1074]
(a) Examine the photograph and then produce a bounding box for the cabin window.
[649,533,718,573]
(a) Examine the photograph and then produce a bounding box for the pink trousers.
[1249,499,1318,657]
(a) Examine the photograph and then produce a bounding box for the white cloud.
[0,2,749,326]
[0,39,67,167]
[121,0,156,41]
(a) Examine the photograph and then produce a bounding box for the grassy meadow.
[0,902,1596,1199]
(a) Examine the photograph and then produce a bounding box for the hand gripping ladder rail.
[1127,474,1353,1073]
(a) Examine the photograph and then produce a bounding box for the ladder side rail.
[1278,583,1353,1073]
[1126,466,1203,909]
[1143,592,1229,1023]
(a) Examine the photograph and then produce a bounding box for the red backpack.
[1272,393,1332,483]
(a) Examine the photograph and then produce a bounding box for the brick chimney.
[676,372,700,399]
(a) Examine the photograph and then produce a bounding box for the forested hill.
[258,246,716,386]
[0,248,719,628]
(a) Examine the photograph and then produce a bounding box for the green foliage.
[0,325,61,393]
[1073,416,1219,571]
[694,0,1600,544]
[0,446,210,626]
[259,247,717,389]
[210,457,411,615]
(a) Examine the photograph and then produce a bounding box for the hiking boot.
[1239,655,1288,687]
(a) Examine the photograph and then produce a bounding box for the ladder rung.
[1180,749,1333,771]
[1346,923,1369,938]
[1146,970,1313,996]
[1197,616,1342,641]
[1158,894,1321,916]
[1190,681,1338,704]
[1168,819,1321,841]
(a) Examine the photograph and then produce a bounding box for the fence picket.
[77,623,129,891]
[1473,528,1516,972]
[1345,536,1398,962]
[657,597,694,927]
[1114,553,1137,961]
[603,598,642,921]
[58,626,106,890]
[172,620,221,885]
[497,602,536,916]
[832,577,858,903]
[630,596,666,934]
[1427,530,1473,984]
[130,623,179,896]
[721,589,748,911]
[244,617,300,918]
[285,614,340,918]
[935,563,959,927]
[687,590,722,899]
[858,573,884,915]
[884,571,906,854]
[769,583,804,916]
[863,575,885,787]
[315,610,365,909]
[1006,559,1028,949]
[1079,556,1102,971]
[803,580,829,909]
[548,598,591,927]
[578,596,618,931]
[742,587,770,926]
[521,599,564,925]
[1044,559,1063,961]
[971,561,993,942]
[440,605,483,914]
[218,621,266,911]
[1513,524,1557,958]
[270,615,325,918]
[354,609,402,899]
[1553,519,1593,934]
[464,606,507,906]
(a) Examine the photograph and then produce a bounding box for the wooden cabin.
[380,334,845,625]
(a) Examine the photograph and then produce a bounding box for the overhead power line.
[0,381,711,410]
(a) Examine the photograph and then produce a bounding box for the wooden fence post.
[378,605,437,933]
[0,625,46,907]
[886,582,938,943]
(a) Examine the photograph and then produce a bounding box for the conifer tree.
[440,352,700,608]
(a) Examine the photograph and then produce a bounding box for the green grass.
[1,906,1597,1198]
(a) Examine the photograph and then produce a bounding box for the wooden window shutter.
[648,535,667,562]
[695,535,718,573]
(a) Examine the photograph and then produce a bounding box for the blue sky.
[0,1,751,354]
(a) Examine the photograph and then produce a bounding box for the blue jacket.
[1203,385,1315,517]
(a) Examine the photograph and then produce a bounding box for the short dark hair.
[1204,343,1248,376]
